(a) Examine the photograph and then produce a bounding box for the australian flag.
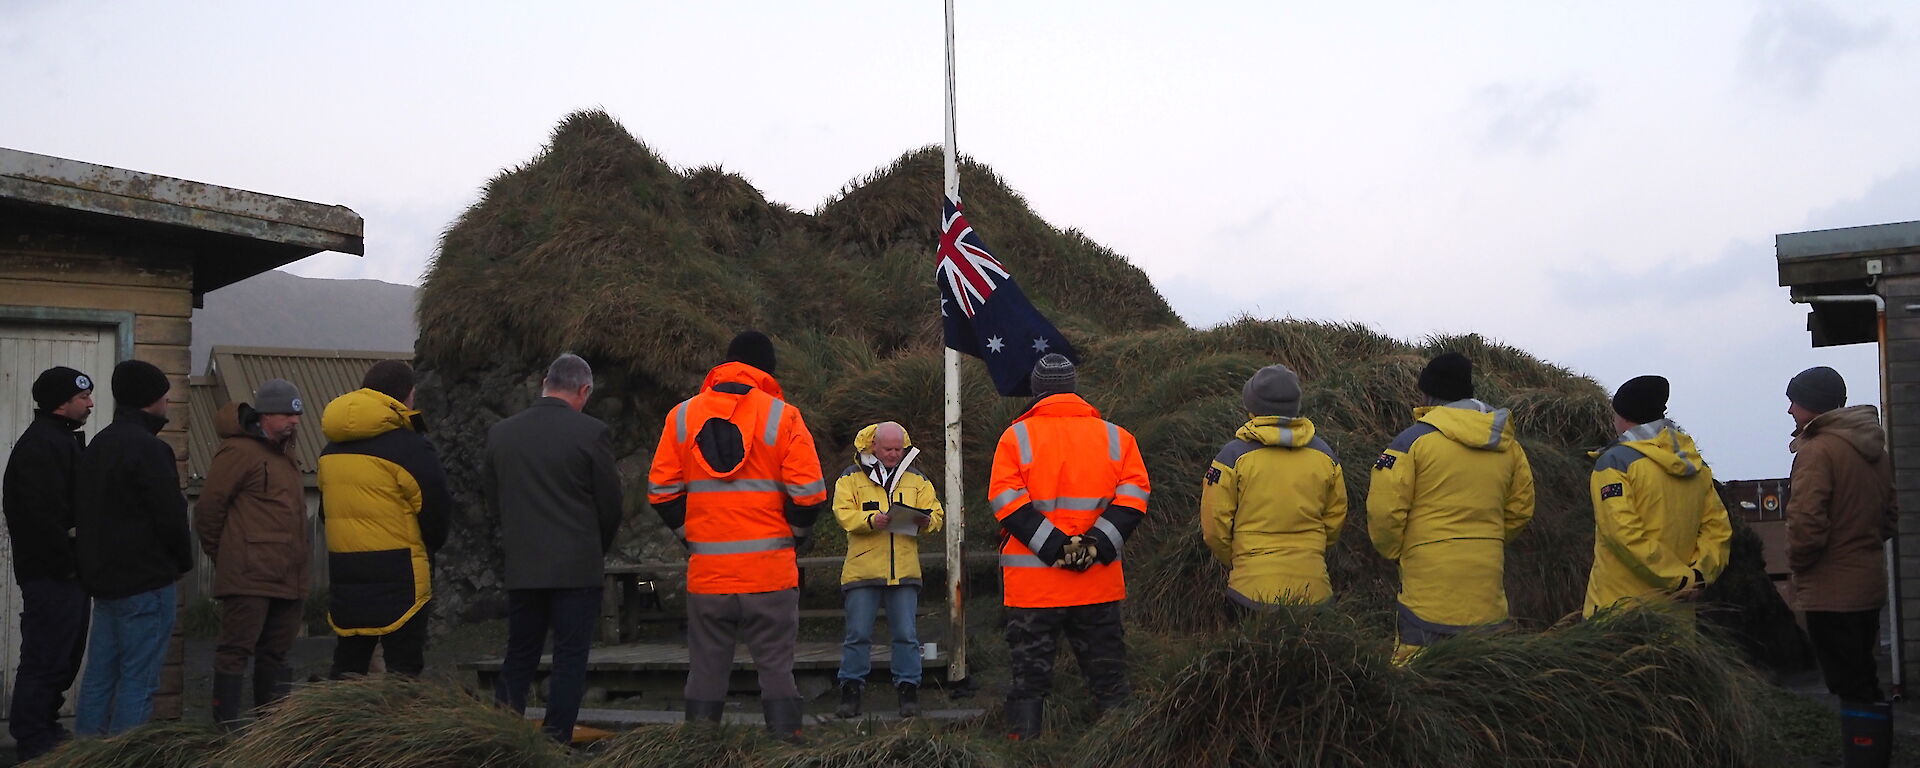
[939,195,1077,397]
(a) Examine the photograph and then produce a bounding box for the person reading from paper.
[830,421,944,719]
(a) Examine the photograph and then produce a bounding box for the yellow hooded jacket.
[317,388,452,636]
[1368,399,1535,644]
[833,423,945,589]
[1583,419,1731,616]
[1200,415,1348,606]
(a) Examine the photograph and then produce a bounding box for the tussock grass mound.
[1074,607,1779,768]
[29,721,225,768]
[415,109,1793,675]
[216,677,569,768]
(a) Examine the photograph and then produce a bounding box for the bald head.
[873,421,908,468]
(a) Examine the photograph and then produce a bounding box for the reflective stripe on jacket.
[1367,399,1534,636]
[647,362,827,595]
[1200,415,1347,606]
[990,394,1151,609]
[1584,419,1732,616]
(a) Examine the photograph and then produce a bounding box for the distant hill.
[191,270,418,373]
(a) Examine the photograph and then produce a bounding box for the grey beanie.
[253,379,304,415]
[1243,365,1302,417]
[1030,354,1077,397]
[1786,366,1846,413]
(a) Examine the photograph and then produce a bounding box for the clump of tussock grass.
[216,677,569,768]
[28,721,226,768]
[1072,605,1783,768]
[584,723,758,767]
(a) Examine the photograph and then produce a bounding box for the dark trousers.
[215,596,304,676]
[685,589,800,702]
[1806,609,1884,702]
[331,605,429,678]
[9,578,89,761]
[494,586,601,743]
[1005,601,1130,709]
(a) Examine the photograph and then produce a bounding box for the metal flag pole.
[942,0,969,686]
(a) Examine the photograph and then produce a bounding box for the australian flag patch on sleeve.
[1205,466,1222,485]
[1374,453,1397,470]
[1600,482,1623,500]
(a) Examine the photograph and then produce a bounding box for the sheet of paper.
[885,506,928,534]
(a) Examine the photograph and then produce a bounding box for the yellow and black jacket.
[1200,415,1348,606]
[833,424,946,590]
[1368,399,1535,646]
[318,388,451,636]
[1584,419,1731,616]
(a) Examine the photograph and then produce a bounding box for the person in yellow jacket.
[317,360,451,679]
[1368,353,1534,662]
[830,422,944,719]
[1201,365,1348,612]
[1584,375,1731,617]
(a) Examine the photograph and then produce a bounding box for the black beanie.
[726,330,777,375]
[1418,352,1474,402]
[1611,375,1669,424]
[32,366,93,412]
[1786,366,1846,413]
[111,359,170,410]
[362,359,416,403]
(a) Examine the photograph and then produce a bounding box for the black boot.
[212,673,246,732]
[1005,697,1043,740]
[762,697,805,744]
[1841,700,1893,768]
[684,699,725,724]
[896,681,920,718]
[253,663,293,711]
[834,679,863,719]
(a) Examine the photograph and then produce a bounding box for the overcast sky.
[6,1,1915,478]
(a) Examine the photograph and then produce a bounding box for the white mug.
[921,642,938,660]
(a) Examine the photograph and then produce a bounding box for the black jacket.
[75,408,193,599]
[483,397,624,589]
[2,411,87,581]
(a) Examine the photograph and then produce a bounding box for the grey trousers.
[685,588,800,701]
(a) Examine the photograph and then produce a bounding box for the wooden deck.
[463,642,950,704]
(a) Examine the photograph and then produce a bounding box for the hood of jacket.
[214,401,269,442]
[1612,419,1704,478]
[322,388,417,443]
[1413,399,1516,452]
[1793,404,1887,463]
[1235,415,1316,448]
[703,361,784,401]
[1014,393,1102,423]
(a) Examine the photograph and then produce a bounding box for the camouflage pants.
[1004,601,1129,709]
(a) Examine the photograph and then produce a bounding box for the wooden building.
[0,148,362,719]
[1776,219,1920,696]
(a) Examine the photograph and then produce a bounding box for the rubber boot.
[762,697,805,744]
[834,680,863,719]
[896,681,920,718]
[684,699,725,724]
[1841,700,1893,768]
[253,662,292,710]
[212,673,246,732]
[1005,697,1043,741]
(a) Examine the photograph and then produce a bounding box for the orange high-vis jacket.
[647,362,828,595]
[990,393,1151,609]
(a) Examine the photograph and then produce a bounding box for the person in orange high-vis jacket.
[990,354,1150,740]
[647,331,826,740]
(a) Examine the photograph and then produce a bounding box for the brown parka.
[1787,405,1897,613]
[193,402,311,600]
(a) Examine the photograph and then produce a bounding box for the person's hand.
[1055,536,1096,571]
[873,512,892,530]
[916,514,931,529]
[1672,569,1707,602]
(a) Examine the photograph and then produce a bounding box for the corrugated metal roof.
[189,346,411,480]
[186,378,222,482]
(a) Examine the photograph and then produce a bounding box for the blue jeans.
[839,584,921,685]
[75,583,176,736]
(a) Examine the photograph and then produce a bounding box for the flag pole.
[942,0,969,686]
